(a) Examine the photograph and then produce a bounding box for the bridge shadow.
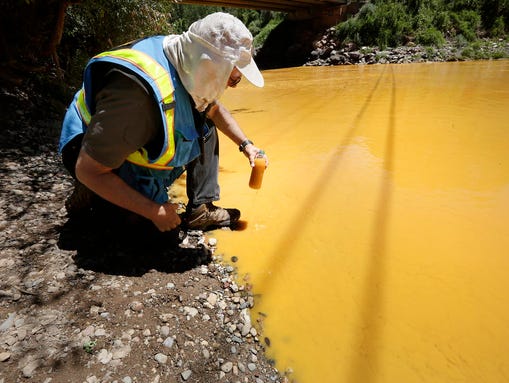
[57,209,211,276]
[257,65,396,381]
[259,66,387,286]
[346,66,396,383]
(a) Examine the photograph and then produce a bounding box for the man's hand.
[243,144,269,168]
[151,202,182,232]
[76,149,182,231]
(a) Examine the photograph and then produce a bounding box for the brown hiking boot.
[184,202,240,231]
[64,181,95,217]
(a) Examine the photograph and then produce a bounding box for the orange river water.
[184,61,509,383]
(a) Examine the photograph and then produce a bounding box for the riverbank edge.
[304,29,509,66]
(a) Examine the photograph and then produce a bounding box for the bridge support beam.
[288,3,362,24]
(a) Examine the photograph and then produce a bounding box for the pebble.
[97,349,112,364]
[181,369,192,380]
[0,352,11,362]
[206,292,218,306]
[112,345,131,359]
[208,237,217,246]
[0,313,16,331]
[22,358,40,378]
[221,361,233,373]
[184,306,198,318]
[159,325,170,337]
[162,336,174,348]
[154,353,168,364]
[129,301,144,312]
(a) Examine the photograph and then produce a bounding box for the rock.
[97,349,112,364]
[154,353,168,364]
[184,306,198,318]
[0,312,16,332]
[0,352,11,362]
[162,337,175,348]
[129,301,144,312]
[94,328,107,337]
[181,369,192,380]
[112,345,131,359]
[159,325,170,337]
[241,323,251,336]
[221,361,233,373]
[206,292,218,306]
[21,358,40,378]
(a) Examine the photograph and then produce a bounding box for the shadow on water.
[259,66,388,289]
[346,66,396,383]
[255,66,395,382]
[57,210,211,276]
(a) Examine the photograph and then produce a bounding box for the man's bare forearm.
[75,149,180,231]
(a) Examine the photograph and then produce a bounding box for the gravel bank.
[305,27,509,66]
[0,83,285,383]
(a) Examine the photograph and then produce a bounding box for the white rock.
[159,325,170,337]
[0,312,16,332]
[0,352,11,362]
[241,323,251,336]
[129,301,144,312]
[112,345,131,359]
[97,349,112,364]
[240,308,251,326]
[184,306,198,317]
[221,361,233,373]
[181,370,192,380]
[22,359,40,377]
[208,237,217,246]
[94,328,107,337]
[206,293,218,306]
[162,337,175,348]
[154,353,168,364]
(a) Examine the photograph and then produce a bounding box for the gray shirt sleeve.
[82,70,160,169]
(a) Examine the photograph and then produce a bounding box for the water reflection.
[212,61,509,383]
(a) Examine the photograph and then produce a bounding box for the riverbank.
[304,27,509,66]
[0,82,284,382]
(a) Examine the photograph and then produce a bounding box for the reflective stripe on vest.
[76,48,176,170]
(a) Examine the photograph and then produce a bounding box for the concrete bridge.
[176,0,366,21]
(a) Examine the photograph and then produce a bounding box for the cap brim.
[237,58,264,87]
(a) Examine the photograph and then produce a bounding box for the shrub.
[337,1,411,48]
[491,16,506,37]
[416,27,446,46]
[449,10,482,40]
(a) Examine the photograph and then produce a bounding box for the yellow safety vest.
[76,44,177,170]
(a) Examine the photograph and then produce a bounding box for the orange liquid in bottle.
[249,157,265,189]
